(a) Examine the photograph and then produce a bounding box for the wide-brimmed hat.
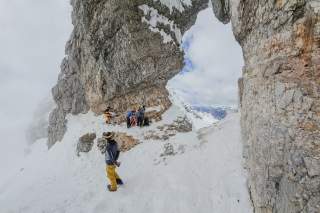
[103,132,115,139]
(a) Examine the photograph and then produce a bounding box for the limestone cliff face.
[48,0,208,147]
[48,0,320,212]
[215,0,320,212]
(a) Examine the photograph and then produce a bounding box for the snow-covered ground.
[0,103,252,213]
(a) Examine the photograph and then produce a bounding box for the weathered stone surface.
[48,108,67,148]
[47,0,320,211]
[211,0,230,24]
[96,132,139,153]
[114,133,140,152]
[107,89,172,124]
[97,137,107,154]
[144,116,192,140]
[218,0,320,212]
[76,133,96,156]
[160,143,176,157]
[304,157,320,177]
[48,0,209,147]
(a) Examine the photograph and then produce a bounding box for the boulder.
[76,133,96,156]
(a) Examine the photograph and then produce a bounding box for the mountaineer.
[103,132,123,192]
[103,107,113,124]
[136,105,145,127]
[130,110,137,127]
[126,110,133,128]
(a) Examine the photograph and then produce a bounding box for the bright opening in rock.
[168,7,243,111]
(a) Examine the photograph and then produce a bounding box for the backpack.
[143,117,150,126]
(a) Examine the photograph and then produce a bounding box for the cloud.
[169,7,243,107]
[0,0,72,174]
[0,2,243,177]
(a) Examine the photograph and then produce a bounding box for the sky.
[0,0,72,174]
[169,7,243,107]
[0,1,243,176]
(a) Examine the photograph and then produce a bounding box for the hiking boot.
[116,178,124,185]
[107,185,117,192]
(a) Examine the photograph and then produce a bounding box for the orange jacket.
[104,112,112,121]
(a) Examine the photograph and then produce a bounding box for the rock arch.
[49,0,320,212]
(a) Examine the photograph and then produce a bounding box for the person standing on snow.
[137,105,145,127]
[129,110,137,127]
[103,132,123,192]
[103,107,113,124]
[126,110,133,128]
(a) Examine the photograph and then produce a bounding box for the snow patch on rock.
[154,0,192,13]
[139,4,182,44]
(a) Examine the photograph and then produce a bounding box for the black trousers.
[137,116,143,127]
[127,117,131,128]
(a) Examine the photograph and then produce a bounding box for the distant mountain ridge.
[191,106,228,120]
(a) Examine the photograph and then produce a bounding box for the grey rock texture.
[114,132,140,152]
[48,0,320,211]
[48,0,209,147]
[96,133,139,153]
[144,116,192,140]
[76,133,96,156]
[211,0,230,24]
[160,143,176,157]
[97,137,107,154]
[48,108,67,148]
[211,0,320,212]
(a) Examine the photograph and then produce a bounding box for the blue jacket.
[126,111,133,118]
[137,108,145,118]
[105,140,120,165]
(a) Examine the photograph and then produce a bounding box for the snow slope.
[0,104,252,213]
[168,89,220,130]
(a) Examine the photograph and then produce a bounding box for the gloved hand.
[115,161,121,167]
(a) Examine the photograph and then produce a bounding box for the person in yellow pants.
[106,165,121,190]
[103,132,123,191]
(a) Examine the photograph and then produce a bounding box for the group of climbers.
[103,105,149,128]
[126,105,149,128]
